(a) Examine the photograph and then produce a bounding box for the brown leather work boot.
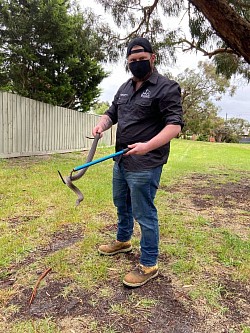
[98,240,132,255]
[123,264,158,287]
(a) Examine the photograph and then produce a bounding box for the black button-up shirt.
[105,68,183,171]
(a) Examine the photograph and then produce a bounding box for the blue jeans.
[113,162,163,267]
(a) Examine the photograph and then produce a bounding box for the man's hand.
[125,142,150,156]
[92,125,103,137]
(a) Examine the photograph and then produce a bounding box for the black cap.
[126,37,153,57]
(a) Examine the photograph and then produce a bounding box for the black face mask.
[129,60,151,80]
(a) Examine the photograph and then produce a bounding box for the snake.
[58,133,101,207]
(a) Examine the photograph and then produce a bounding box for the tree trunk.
[189,0,250,64]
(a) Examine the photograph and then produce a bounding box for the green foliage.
[226,117,250,135]
[197,134,209,142]
[171,61,236,137]
[0,0,108,111]
[214,53,241,79]
[91,101,110,115]
[213,51,250,82]
[189,9,214,47]
[214,117,250,143]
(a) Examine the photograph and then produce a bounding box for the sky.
[81,1,250,122]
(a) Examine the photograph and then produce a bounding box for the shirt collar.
[147,68,158,85]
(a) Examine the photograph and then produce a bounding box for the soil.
[2,172,250,332]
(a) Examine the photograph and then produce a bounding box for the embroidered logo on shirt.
[141,89,151,98]
[120,93,128,97]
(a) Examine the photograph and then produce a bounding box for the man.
[92,37,183,288]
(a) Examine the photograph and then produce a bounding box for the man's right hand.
[92,125,103,137]
[92,115,113,137]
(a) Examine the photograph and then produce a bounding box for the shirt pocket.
[117,96,129,105]
[134,98,153,119]
[117,96,129,115]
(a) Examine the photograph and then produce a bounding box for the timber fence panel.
[0,92,116,158]
[0,93,4,153]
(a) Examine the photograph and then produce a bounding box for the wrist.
[144,141,153,153]
[98,115,112,131]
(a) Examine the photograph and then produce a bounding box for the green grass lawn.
[0,139,249,333]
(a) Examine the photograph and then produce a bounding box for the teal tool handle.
[73,148,130,172]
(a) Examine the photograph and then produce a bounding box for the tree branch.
[179,38,235,58]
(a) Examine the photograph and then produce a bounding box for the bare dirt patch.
[10,270,198,333]
[220,276,250,325]
[160,172,250,239]
[1,215,40,229]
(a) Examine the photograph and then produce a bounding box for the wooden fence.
[0,92,116,158]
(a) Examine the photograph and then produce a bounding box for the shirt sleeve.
[159,80,184,129]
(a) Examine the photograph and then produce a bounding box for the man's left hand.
[124,142,149,156]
